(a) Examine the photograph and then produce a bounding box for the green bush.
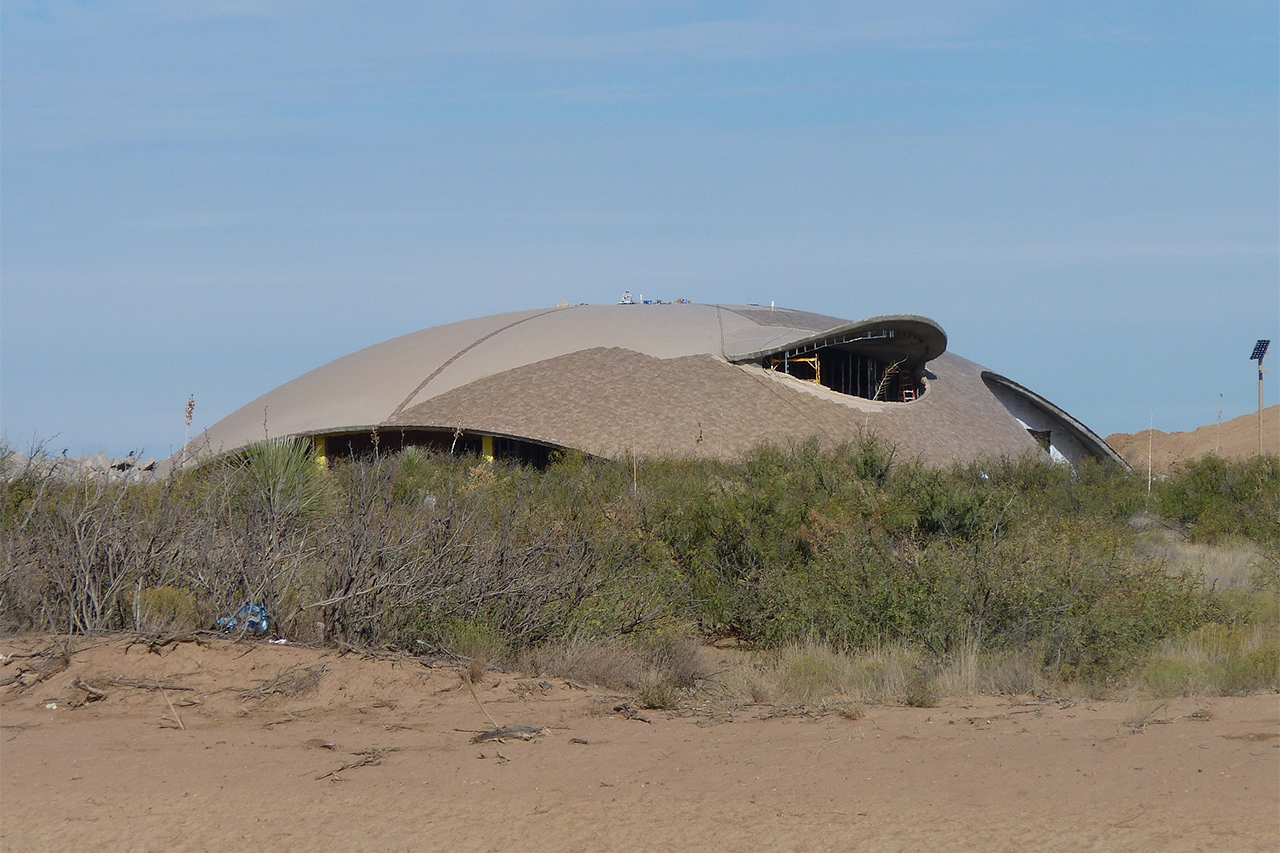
[1156,455,1279,544]
[426,617,507,662]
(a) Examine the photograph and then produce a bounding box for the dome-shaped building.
[190,302,1124,468]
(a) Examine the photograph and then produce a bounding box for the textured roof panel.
[387,349,1041,465]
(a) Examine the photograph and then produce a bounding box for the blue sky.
[2,1,1277,458]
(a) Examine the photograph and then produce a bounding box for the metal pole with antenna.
[1251,340,1270,457]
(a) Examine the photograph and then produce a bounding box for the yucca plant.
[225,438,327,534]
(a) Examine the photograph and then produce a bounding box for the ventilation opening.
[764,347,920,402]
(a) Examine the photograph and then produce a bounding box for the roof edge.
[981,371,1130,470]
[727,314,948,364]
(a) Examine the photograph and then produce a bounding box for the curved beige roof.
[190,303,1123,468]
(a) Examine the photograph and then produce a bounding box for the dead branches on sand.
[315,747,403,782]
[240,664,328,702]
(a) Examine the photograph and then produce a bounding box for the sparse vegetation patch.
[1,438,1276,703]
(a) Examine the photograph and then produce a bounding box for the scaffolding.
[769,354,821,384]
[766,342,921,403]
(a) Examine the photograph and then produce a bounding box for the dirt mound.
[2,634,1277,851]
[1108,405,1279,474]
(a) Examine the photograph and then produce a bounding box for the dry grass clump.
[718,640,933,707]
[520,640,647,689]
[1139,623,1280,697]
[636,674,682,710]
[1132,528,1279,698]
[934,635,1046,697]
[1133,526,1264,591]
[519,631,708,709]
[710,637,1053,710]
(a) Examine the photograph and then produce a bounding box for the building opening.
[320,429,558,468]
[764,347,921,402]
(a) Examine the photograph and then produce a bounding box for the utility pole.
[1252,341,1270,456]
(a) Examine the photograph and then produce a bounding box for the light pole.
[1251,340,1270,457]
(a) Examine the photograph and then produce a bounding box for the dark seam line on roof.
[718,306,855,362]
[715,306,726,359]
[390,307,568,418]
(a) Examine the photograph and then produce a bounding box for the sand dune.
[2,636,1276,852]
[1108,405,1278,474]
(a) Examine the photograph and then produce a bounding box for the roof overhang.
[727,314,947,365]
[981,371,1130,469]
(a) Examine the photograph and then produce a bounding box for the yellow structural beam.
[769,355,821,384]
[311,435,328,469]
[481,434,495,463]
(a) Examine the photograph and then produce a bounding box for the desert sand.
[1,635,1276,852]
[1108,405,1279,474]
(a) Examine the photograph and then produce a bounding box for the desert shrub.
[1216,588,1280,625]
[0,476,203,633]
[1156,455,1279,544]
[307,454,435,645]
[1141,656,1204,696]
[976,455,1144,522]
[898,469,1002,540]
[2,439,1269,698]
[0,464,40,529]
[131,585,201,633]
[717,510,1212,683]
[389,445,445,505]
[1250,544,1280,595]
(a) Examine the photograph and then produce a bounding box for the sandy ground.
[1108,405,1279,474]
[1,636,1277,852]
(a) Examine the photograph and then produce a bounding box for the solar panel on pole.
[1253,340,1269,456]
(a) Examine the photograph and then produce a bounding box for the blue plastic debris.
[216,603,271,635]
